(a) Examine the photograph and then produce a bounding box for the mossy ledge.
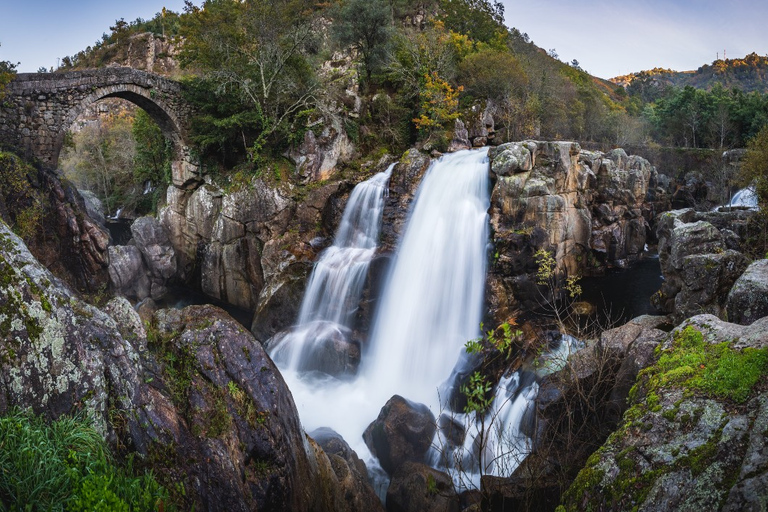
[560,321,768,511]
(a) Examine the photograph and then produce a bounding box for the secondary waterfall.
[728,186,759,209]
[269,149,544,490]
[267,165,393,373]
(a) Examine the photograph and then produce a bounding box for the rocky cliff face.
[487,141,670,320]
[0,219,378,511]
[652,208,755,323]
[153,170,367,340]
[0,152,110,293]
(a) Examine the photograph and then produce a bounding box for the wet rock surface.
[380,149,432,252]
[386,461,460,512]
[363,395,437,475]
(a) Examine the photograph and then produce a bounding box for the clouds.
[501,0,768,78]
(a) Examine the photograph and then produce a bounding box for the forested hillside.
[49,0,768,213]
[613,53,768,95]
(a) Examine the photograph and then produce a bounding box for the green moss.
[561,456,605,510]
[641,326,768,404]
[671,425,724,477]
[561,325,766,510]
[205,385,232,438]
[0,254,44,343]
[646,391,661,412]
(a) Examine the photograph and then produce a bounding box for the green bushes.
[0,409,168,511]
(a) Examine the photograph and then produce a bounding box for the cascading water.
[267,164,394,374]
[269,149,554,492]
[364,149,490,407]
[727,186,759,209]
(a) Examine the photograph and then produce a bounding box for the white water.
[727,186,759,209]
[267,165,393,373]
[270,149,550,490]
[364,149,491,407]
[433,333,583,490]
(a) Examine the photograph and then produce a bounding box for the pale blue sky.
[1,0,767,78]
[501,0,768,78]
[0,0,188,72]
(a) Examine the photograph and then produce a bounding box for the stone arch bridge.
[0,67,199,188]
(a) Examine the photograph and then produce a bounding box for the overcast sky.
[1,0,767,78]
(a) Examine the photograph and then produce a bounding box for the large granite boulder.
[289,115,355,182]
[0,220,376,511]
[486,141,668,323]
[130,216,177,299]
[312,428,385,512]
[653,209,750,322]
[447,119,471,152]
[560,314,768,511]
[108,245,150,300]
[726,259,768,326]
[363,395,437,475]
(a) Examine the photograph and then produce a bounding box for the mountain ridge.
[611,52,768,95]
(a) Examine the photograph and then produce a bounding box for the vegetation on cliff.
[60,108,171,217]
[614,53,768,96]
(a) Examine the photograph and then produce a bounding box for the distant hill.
[611,52,768,97]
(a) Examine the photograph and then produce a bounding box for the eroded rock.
[386,462,459,512]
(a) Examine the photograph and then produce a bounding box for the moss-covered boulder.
[560,314,768,511]
[0,220,378,511]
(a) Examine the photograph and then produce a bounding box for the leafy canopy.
[331,0,393,85]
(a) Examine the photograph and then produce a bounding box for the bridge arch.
[0,68,200,188]
[60,85,183,163]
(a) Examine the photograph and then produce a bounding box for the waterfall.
[267,165,393,373]
[727,186,759,209]
[269,149,550,491]
[364,149,490,407]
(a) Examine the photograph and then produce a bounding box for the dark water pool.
[579,256,664,326]
[151,286,254,329]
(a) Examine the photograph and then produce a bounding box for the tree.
[59,111,137,216]
[0,47,18,103]
[412,71,462,145]
[741,125,768,207]
[438,0,505,44]
[458,49,527,103]
[179,0,319,159]
[386,23,458,100]
[708,83,733,149]
[332,0,393,87]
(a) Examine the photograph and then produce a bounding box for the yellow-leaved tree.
[412,72,462,147]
